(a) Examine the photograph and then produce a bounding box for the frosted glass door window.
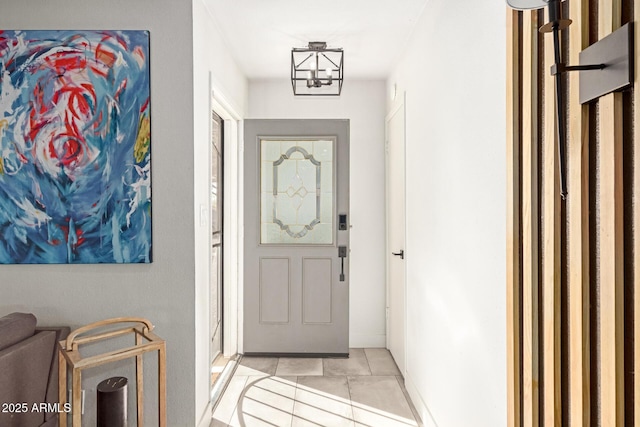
[261,139,334,244]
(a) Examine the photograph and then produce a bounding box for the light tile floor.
[211,348,422,427]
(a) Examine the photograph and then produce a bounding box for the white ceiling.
[202,0,430,80]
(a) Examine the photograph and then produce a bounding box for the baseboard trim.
[405,372,439,427]
[243,352,349,358]
[349,333,386,348]
[196,401,213,427]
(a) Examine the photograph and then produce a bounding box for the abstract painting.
[0,30,151,263]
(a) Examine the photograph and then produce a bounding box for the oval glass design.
[260,139,334,244]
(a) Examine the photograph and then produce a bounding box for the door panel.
[244,119,349,355]
[302,258,332,324]
[210,110,223,363]
[259,258,290,323]
[387,99,406,374]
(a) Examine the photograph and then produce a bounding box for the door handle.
[338,246,347,281]
[392,250,404,260]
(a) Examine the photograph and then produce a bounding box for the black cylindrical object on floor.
[97,376,128,427]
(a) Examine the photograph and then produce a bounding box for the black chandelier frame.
[291,42,344,96]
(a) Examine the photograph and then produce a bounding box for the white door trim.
[208,76,243,359]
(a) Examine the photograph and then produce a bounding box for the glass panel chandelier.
[291,42,343,96]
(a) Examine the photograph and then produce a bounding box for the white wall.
[249,80,387,347]
[387,0,507,425]
[193,1,248,425]
[0,0,197,424]
[0,0,249,425]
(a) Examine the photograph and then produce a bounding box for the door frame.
[208,78,242,361]
[385,91,407,375]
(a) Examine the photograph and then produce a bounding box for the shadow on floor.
[211,348,422,427]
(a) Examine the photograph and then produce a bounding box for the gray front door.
[244,119,349,355]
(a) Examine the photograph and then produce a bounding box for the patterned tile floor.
[210,348,422,427]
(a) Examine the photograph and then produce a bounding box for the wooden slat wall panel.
[506,8,522,427]
[507,2,637,425]
[567,0,590,425]
[521,11,539,427]
[542,7,562,425]
[597,1,625,426]
[635,2,640,425]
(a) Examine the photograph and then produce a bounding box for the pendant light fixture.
[291,42,344,96]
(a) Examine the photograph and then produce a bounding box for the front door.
[244,119,349,355]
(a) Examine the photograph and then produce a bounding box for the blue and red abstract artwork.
[0,30,151,263]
